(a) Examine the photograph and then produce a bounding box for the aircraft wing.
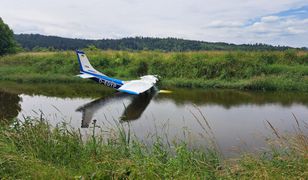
[118,75,158,95]
[76,73,95,79]
[118,80,153,95]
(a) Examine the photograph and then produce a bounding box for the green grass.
[0,118,221,179]
[0,81,114,98]
[0,117,307,179]
[0,50,308,91]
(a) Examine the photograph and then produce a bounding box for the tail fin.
[76,50,104,75]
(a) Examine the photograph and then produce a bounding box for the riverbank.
[0,117,307,179]
[0,50,307,91]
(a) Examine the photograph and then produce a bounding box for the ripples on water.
[1,86,308,157]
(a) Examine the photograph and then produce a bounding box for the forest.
[14,33,306,52]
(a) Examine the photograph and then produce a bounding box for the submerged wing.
[118,75,158,95]
[76,73,95,79]
[118,80,153,95]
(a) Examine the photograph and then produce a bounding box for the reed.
[0,50,307,91]
[0,113,307,179]
[0,116,220,179]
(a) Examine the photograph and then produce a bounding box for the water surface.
[1,84,308,157]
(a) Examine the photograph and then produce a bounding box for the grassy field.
[0,117,307,179]
[0,81,114,98]
[0,50,307,91]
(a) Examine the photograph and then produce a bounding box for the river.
[1,83,307,157]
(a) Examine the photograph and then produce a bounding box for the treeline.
[14,34,303,52]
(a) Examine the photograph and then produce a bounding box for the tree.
[14,33,294,52]
[0,17,17,55]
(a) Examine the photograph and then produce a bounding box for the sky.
[1,0,308,47]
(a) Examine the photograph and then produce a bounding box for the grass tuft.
[0,116,307,179]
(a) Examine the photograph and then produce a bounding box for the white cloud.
[260,16,280,22]
[206,20,244,28]
[0,0,307,47]
[248,16,308,35]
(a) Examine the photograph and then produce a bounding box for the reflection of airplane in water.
[76,89,157,128]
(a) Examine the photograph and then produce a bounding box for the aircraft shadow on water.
[76,89,157,128]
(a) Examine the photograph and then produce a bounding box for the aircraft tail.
[76,50,104,75]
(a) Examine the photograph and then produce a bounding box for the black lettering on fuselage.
[99,78,117,88]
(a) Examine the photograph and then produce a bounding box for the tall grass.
[224,117,308,179]
[0,50,307,91]
[0,115,307,179]
[0,117,221,179]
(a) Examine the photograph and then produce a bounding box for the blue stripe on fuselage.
[81,70,124,86]
[76,50,84,72]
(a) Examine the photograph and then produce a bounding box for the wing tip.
[118,89,140,95]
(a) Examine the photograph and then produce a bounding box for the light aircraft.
[76,50,158,95]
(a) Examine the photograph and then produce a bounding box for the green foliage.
[0,81,114,98]
[284,49,297,63]
[0,18,18,55]
[0,50,308,91]
[84,44,99,51]
[14,34,300,51]
[259,52,278,64]
[0,118,221,179]
[0,117,306,179]
[132,60,148,76]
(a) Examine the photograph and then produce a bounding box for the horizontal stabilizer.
[118,80,154,95]
[77,73,95,79]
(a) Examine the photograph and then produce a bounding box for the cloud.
[0,0,307,47]
[253,17,308,35]
[205,21,244,28]
[195,4,308,47]
[260,16,280,23]
[238,6,308,46]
